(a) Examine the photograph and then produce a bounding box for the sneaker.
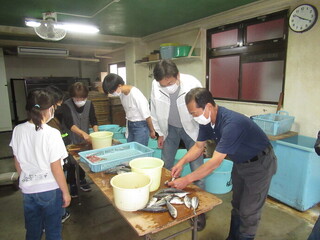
[61,211,71,223]
[70,184,78,198]
[80,179,92,192]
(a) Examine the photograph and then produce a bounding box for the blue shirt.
[197,106,270,164]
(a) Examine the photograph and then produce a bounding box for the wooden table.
[267,131,298,141]
[68,145,222,239]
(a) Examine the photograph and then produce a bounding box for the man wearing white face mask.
[61,82,98,197]
[102,73,156,146]
[169,88,277,240]
[151,60,206,230]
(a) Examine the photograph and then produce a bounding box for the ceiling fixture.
[25,0,121,41]
[25,12,99,41]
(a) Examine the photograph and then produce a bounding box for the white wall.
[121,0,319,137]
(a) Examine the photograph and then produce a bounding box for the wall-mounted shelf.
[137,55,201,65]
[136,29,203,65]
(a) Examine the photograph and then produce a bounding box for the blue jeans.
[23,188,63,240]
[162,125,205,189]
[308,216,320,240]
[127,120,149,146]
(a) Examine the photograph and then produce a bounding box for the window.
[108,62,126,83]
[207,11,288,104]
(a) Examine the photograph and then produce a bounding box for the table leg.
[144,234,152,240]
[192,216,198,240]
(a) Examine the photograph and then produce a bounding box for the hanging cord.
[56,0,120,19]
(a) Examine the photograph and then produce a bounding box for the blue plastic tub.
[148,138,158,149]
[152,148,162,159]
[174,149,191,176]
[89,124,120,134]
[269,135,320,211]
[99,124,120,132]
[204,159,233,194]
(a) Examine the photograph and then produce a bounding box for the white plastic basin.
[110,172,151,211]
[129,157,164,192]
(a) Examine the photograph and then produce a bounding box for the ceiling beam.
[0,25,139,45]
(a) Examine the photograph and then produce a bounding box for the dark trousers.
[230,146,277,238]
[308,216,320,240]
[64,157,85,185]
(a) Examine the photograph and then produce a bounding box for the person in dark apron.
[61,82,99,197]
[169,88,277,240]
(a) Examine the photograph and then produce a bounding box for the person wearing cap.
[102,73,156,146]
[169,88,277,240]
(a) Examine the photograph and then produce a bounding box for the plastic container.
[99,124,120,132]
[204,159,233,194]
[174,149,191,176]
[89,124,120,134]
[129,157,164,192]
[110,172,151,211]
[90,131,113,149]
[148,138,158,149]
[113,127,126,139]
[251,111,295,136]
[269,135,320,211]
[79,142,154,172]
[152,148,162,159]
[174,45,192,57]
[160,43,179,59]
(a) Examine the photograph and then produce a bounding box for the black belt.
[243,144,273,164]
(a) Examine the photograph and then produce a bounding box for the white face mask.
[193,107,211,125]
[164,83,179,94]
[73,99,86,108]
[46,106,54,123]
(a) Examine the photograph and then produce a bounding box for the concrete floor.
[0,131,317,240]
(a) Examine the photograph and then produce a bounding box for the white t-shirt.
[120,87,150,122]
[10,121,68,194]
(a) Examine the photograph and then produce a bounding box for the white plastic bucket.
[129,157,164,192]
[110,172,151,211]
[205,159,233,194]
[90,131,113,149]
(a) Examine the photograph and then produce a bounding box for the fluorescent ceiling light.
[25,19,41,27]
[25,19,99,34]
[57,23,99,33]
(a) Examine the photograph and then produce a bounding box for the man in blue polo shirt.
[169,88,277,240]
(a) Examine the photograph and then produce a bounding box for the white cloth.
[10,121,68,194]
[120,87,151,121]
[150,73,202,141]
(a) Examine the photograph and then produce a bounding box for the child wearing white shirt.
[10,89,70,240]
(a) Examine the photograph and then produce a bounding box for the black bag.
[315,131,320,156]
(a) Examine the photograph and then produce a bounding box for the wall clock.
[289,4,318,33]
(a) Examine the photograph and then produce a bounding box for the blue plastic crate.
[269,135,320,211]
[78,142,154,172]
[251,111,295,136]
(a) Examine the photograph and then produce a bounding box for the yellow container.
[129,157,164,192]
[110,172,151,211]
[90,131,113,149]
